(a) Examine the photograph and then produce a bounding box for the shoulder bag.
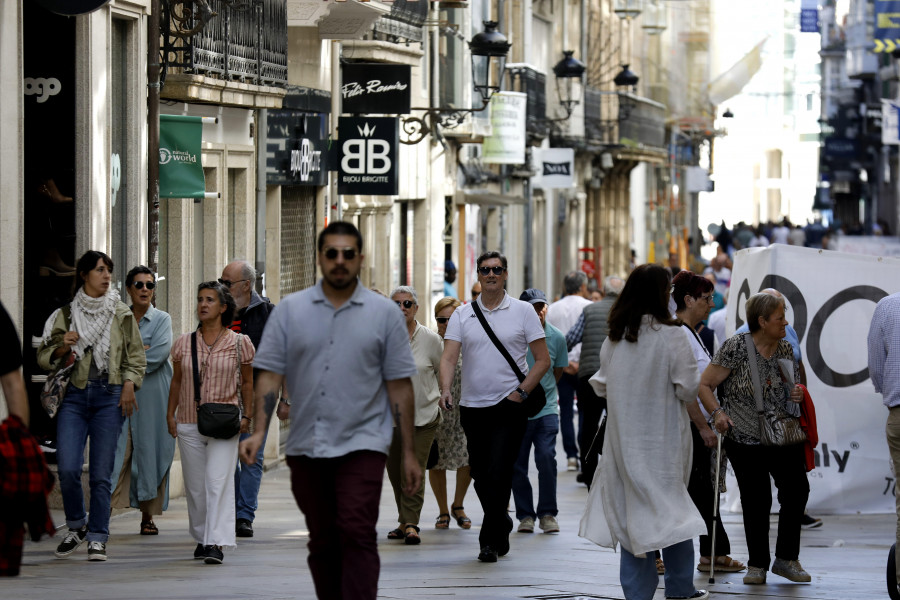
[40,306,79,419]
[471,302,545,418]
[744,333,806,446]
[192,330,242,439]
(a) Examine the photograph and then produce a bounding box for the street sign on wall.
[342,64,411,115]
[338,117,399,196]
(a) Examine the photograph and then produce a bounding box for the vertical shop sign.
[482,92,527,165]
[873,0,900,52]
[338,117,399,195]
[159,115,206,199]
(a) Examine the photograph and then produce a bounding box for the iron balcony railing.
[372,0,429,43]
[162,0,287,87]
[507,65,547,140]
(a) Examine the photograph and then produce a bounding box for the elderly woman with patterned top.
[111,266,175,537]
[385,286,443,545]
[697,292,810,586]
[37,251,146,562]
[671,270,746,575]
[166,282,255,565]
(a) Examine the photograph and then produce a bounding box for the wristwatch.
[515,387,528,400]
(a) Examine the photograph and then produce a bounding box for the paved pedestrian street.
[8,456,892,600]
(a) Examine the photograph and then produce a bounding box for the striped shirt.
[868,292,900,408]
[171,329,255,424]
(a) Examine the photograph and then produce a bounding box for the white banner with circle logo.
[724,244,900,514]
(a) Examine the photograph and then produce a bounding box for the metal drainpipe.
[147,0,160,274]
[331,40,341,222]
[255,109,267,294]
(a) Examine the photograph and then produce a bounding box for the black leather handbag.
[471,302,546,418]
[191,331,242,439]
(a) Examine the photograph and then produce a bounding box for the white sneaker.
[87,541,107,561]
[517,517,534,533]
[567,457,578,471]
[539,515,560,533]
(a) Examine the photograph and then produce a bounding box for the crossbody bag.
[191,330,243,439]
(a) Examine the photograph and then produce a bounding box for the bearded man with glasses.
[240,221,419,600]
[439,251,550,563]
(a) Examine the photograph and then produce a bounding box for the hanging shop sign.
[266,111,329,186]
[37,0,110,15]
[482,92,527,165]
[882,99,900,145]
[873,0,900,52]
[799,0,818,33]
[532,148,575,189]
[338,117,399,196]
[159,115,206,199]
[342,64,411,115]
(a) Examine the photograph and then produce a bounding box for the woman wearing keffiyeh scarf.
[37,251,146,563]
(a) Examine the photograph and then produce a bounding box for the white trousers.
[177,424,239,548]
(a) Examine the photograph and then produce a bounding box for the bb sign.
[338,117,399,196]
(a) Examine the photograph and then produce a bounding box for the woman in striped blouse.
[166,282,255,565]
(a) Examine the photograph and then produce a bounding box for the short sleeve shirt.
[527,321,568,419]
[0,302,22,376]
[444,292,545,408]
[254,280,417,458]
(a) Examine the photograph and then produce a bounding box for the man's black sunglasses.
[323,247,358,260]
[478,266,506,276]
[395,300,415,309]
[436,316,450,324]
[132,281,155,290]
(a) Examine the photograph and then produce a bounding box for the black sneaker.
[477,546,498,563]
[236,518,254,538]
[193,543,206,560]
[87,541,107,561]
[800,514,823,529]
[204,545,224,564]
[54,526,87,558]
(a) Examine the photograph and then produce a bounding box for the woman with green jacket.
[37,250,146,562]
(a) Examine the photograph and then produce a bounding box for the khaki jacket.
[37,301,146,390]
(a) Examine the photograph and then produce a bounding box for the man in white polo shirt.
[439,251,550,563]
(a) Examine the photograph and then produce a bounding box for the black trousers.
[576,375,607,487]
[687,423,730,557]
[723,438,809,569]
[460,399,527,553]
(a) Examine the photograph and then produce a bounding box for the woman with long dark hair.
[582,264,708,600]
[38,251,146,562]
[166,282,254,565]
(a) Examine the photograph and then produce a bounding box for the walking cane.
[708,431,723,585]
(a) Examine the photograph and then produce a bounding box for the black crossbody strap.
[472,301,526,383]
[191,331,202,405]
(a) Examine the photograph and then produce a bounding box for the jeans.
[460,399,527,553]
[512,414,559,520]
[556,373,579,459]
[620,538,697,600]
[235,428,268,522]
[56,379,125,543]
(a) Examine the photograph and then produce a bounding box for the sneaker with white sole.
[517,517,534,533]
[54,526,87,558]
[800,514,822,529]
[743,566,767,584]
[567,457,578,471]
[771,558,811,582]
[87,541,107,561]
[666,591,709,600]
[538,515,560,533]
[204,545,224,564]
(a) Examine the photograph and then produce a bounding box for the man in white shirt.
[439,251,550,563]
[546,272,591,471]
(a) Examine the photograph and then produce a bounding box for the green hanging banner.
[159,114,205,199]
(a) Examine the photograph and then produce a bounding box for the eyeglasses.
[435,316,450,324]
[698,294,714,304]
[478,266,506,276]
[322,246,358,261]
[395,299,415,309]
[217,278,249,288]
[132,281,156,290]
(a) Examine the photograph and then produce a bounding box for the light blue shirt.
[868,292,900,408]
[254,280,417,458]
[735,322,802,363]
[443,281,458,299]
[526,321,568,420]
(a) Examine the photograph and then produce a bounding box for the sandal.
[404,524,421,545]
[451,506,472,529]
[140,520,158,536]
[435,514,451,529]
[697,555,746,572]
[387,527,404,540]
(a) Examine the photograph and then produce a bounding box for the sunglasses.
[217,278,249,288]
[323,247,358,260]
[478,266,506,276]
[395,299,415,309]
[436,316,450,324]
[132,281,156,290]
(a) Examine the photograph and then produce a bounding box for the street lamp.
[401,21,512,145]
[614,0,642,20]
[553,50,586,118]
[641,0,667,35]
